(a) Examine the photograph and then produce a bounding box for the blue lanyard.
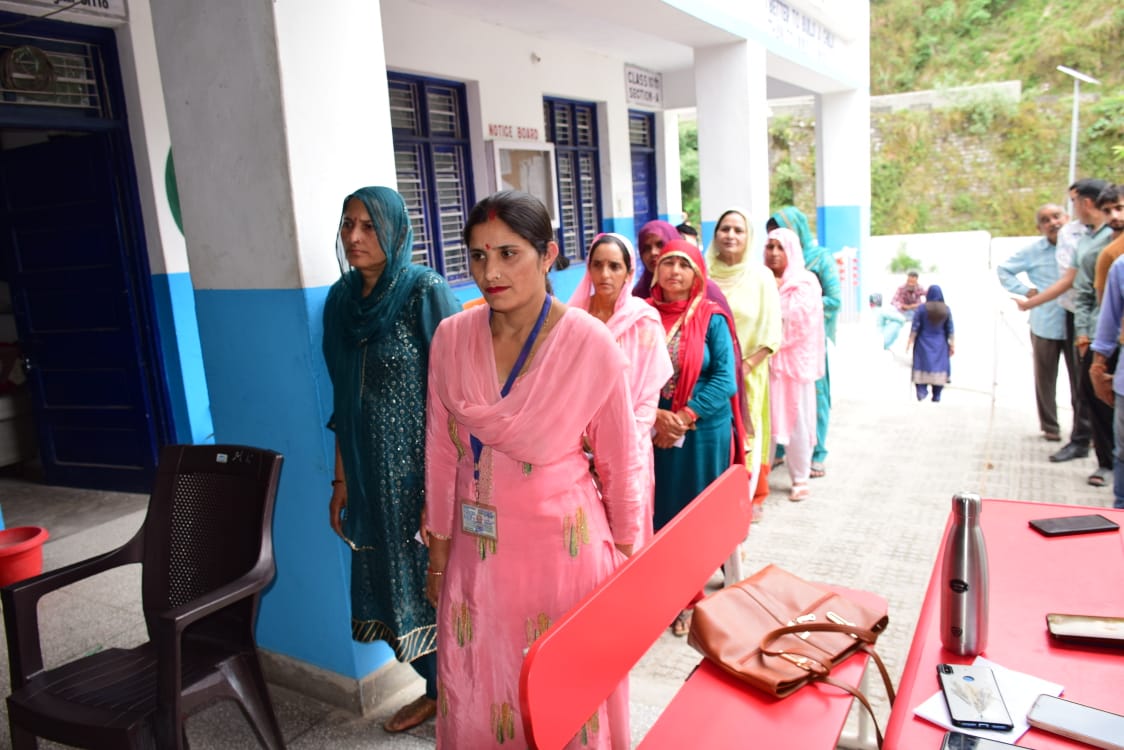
[470,295,553,482]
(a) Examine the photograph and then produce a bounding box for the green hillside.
[871,0,1124,95]
[682,2,1124,235]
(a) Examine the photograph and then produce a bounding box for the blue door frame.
[0,12,173,491]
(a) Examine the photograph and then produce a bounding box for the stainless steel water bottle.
[940,492,989,655]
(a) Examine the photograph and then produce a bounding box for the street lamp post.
[1057,65,1100,213]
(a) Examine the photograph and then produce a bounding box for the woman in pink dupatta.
[766,227,825,501]
[425,192,643,749]
[570,233,673,546]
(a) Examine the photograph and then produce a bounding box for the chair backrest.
[520,466,751,750]
[140,445,283,630]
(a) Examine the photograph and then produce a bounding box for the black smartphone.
[940,730,1028,749]
[937,663,1015,732]
[1028,514,1120,537]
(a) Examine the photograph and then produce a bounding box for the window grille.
[544,98,602,262]
[0,33,108,116]
[388,73,473,283]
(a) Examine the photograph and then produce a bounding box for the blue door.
[0,133,161,491]
[630,111,657,229]
[631,152,655,226]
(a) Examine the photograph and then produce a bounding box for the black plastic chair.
[2,444,286,749]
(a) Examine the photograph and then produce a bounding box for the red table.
[885,499,1124,749]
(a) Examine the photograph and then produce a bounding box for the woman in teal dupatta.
[768,206,840,478]
[322,186,460,732]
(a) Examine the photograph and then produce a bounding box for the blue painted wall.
[818,203,865,310]
[149,272,214,444]
[193,286,391,679]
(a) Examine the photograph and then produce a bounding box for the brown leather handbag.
[688,564,897,746]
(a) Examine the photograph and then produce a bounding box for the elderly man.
[878,270,926,350]
[998,205,1072,448]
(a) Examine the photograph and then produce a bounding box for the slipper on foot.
[384,695,437,733]
[1088,468,1111,487]
[671,610,692,637]
[810,462,825,478]
[789,484,810,502]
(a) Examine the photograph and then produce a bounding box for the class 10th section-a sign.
[625,65,662,108]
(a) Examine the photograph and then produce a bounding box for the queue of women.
[322,187,838,747]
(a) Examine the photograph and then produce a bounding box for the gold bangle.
[426,568,445,577]
[427,529,451,541]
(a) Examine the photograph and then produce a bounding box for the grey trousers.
[1031,332,1066,435]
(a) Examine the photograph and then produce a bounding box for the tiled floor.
[0,268,1114,748]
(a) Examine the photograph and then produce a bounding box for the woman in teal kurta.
[322,186,460,732]
[649,239,742,636]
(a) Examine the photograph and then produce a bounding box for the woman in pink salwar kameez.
[766,227,825,502]
[424,191,643,749]
[570,233,673,546]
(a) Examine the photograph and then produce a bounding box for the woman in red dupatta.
[649,239,746,634]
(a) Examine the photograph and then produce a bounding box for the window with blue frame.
[388,72,474,283]
[543,97,602,262]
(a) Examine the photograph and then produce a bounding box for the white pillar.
[148,0,401,704]
[816,88,871,318]
[694,40,770,242]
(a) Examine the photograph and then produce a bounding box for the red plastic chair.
[520,466,751,749]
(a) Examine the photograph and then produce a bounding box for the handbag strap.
[761,622,897,750]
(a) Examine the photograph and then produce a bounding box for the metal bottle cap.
[951,492,982,518]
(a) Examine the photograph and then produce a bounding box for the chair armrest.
[1,534,142,689]
[154,558,275,636]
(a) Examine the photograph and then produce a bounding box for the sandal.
[1088,468,1111,488]
[671,610,692,637]
[810,462,826,479]
[771,455,786,470]
[789,483,810,502]
[383,694,438,733]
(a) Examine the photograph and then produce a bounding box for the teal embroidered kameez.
[323,187,460,661]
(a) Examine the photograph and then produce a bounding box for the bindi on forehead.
[485,243,492,250]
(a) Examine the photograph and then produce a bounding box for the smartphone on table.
[1046,613,1124,649]
[937,663,1015,732]
[1027,694,1124,750]
[1028,513,1120,537]
[940,730,1028,749]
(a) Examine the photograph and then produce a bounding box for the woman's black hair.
[463,190,560,294]
[462,190,554,256]
[588,234,632,274]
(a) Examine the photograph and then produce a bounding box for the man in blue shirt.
[1087,184,1124,508]
[998,204,1071,447]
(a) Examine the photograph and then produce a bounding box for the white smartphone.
[1027,694,1124,750]
[936,663,1014,732]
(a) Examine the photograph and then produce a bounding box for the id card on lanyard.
[461,295,552,542]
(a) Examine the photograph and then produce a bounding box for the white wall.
[274,1,396,290]
[115,0,185,276]
[380,1,644,222]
